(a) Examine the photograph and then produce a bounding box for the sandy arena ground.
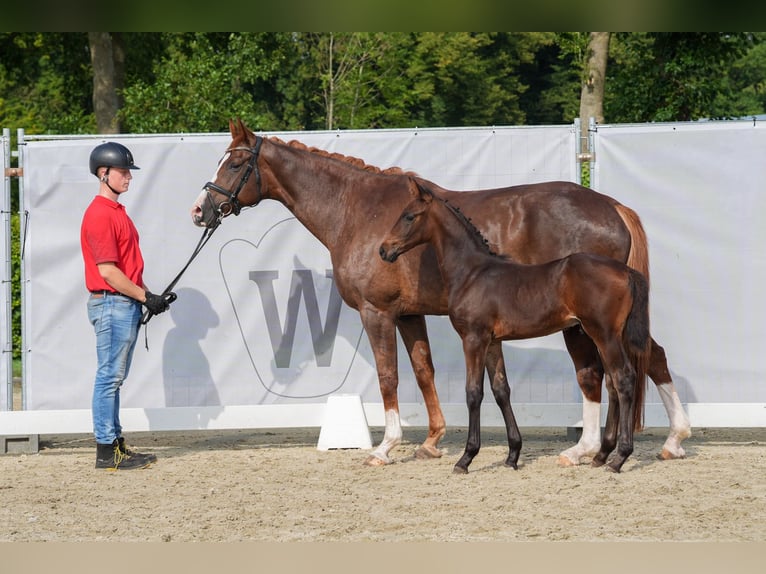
[1,423,764,543]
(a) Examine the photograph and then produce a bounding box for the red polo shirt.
[80,195,144,292]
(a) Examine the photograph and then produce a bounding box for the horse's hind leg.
[591,343,626,468]
[591,341,636,472]
[397,315,446,459]
[606,364,637,473]
[486,341,521,469]
[591,375,619,469]
[648,338,691,460]
[559,327,604,466]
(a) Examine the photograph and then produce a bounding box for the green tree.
[278,33,557,130]
[711,32,766,118]
[89,32,124,134]
[276,33,421,131]
[518,33,587,125]
[0,33,95,133]
[606,32,756,122]
[402,32,554,127]
[120,33,291,133]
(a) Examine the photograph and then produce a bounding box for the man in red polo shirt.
[81,141,173,470]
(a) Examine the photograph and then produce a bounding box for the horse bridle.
[202,135,263,225]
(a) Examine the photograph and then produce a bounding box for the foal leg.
[397,315,446,460]
[590,346,625,469]
[559,327,604,466]
[648,338,691,460]
[592,340,636,472]
[485,341,522,469]
[454,335,489,474]
[607,366,637,473]
[359,309,402,466]
[591,374,620,469]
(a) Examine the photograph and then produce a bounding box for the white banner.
[594,120,766,404]
[21,126,579,414]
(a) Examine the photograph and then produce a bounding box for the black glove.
[143,291,172,315]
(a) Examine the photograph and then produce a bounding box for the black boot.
[118,437,157,463]
[95,439,153,470]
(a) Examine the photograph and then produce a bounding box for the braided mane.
[268,136,417,176]
[414,179,500,258]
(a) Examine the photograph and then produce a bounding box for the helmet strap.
[101,167,124,195]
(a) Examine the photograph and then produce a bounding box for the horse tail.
[614,203,650,288]
[625,269,651,432]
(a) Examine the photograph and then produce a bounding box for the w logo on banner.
[219,217,366,399]
[249,269,343,368]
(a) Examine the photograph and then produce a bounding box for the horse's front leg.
[397,315,445,460]
[559,327,604,466]
[359,308,402,466]
[454,333,488,474]
[485,341,521,469]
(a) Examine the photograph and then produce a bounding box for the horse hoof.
[453,466,468,475]
[504,461,518,470]
[557,454,577,467]
[363,454,390,467]
[414,445,443,460]
[658,448,686,460]
[606,464,621,473]
[590,458,606,468]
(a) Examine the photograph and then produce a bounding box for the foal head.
[380,178,499,263]
[379,179,435,263]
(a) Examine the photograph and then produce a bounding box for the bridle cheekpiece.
[202,135,263,225]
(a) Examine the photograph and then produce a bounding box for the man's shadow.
[162,287,221,411]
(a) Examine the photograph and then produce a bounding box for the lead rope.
[142,226,217,350]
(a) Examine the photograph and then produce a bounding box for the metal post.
[588,116,597,187]
[17,128,27,411]
[1,129,12,410]
[575,117,597,187]
[573,118,582,185]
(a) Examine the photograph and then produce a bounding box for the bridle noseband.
[203,135,263,225]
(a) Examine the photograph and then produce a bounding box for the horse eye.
[405,213,416,222]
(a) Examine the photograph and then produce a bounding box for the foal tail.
[625,269,651,432]
[614,203,650,288]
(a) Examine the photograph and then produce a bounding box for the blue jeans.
[87,293,142,445]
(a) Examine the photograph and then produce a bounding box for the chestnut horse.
[191,119,690,466]
[380,179,650,473]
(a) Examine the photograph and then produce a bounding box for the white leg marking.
[559,398,602,466]
[657,383,691,459]
[369,409,402,464]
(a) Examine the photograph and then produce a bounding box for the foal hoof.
[452,465,468,475]
[414,444,443,460]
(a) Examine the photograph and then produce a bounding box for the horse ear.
[229,118,238,137]
[413,179,433,203]
[408,179,420,199]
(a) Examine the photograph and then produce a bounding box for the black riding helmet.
[89,142,140,176]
